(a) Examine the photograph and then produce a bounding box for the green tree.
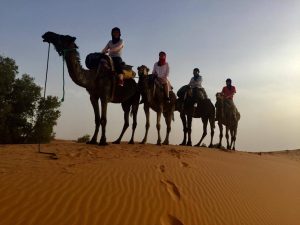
[0,55,18,142]
[29,96,61,143]
[0,54,61,144]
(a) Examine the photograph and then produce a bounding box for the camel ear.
[146,68,149,72]
[137,66,140,70]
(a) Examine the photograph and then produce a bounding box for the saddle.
[85,52,135,79]
[121,64,136,79]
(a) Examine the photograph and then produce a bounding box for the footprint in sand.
[159,165,165,173]
[160,214,184,225]
[169,149,181,159]
[160,179,180,201]
[180,162,189,168]
[155,165,166,173]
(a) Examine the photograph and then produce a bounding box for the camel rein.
[37,43,74,158]
[37,42,57,158]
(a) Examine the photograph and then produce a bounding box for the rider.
[152,51,171,103]
[218,78,238,121]
[188,68,208,101]
[102,27,124,86]
[222,78,236,100]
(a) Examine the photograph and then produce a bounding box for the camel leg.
[229,128,234,150]
[88,95,100,144]
[141,104,150,144]
[195,117,208,147]
[162,113,171,145]
[99,100,108,146]
[113,103,130,144]
[231,126,237,150]
[208,116,215,148]
[179,112,187,146]
[218,122,223,148]
[156,110,162,145]
[128,101,139,144]
[186,115,192,146]
[225,127,230,149]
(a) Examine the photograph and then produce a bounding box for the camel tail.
[172,112,175,121]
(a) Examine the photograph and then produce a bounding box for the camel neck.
[64,49,90,88]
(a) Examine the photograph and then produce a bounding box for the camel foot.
[156,141,162,146]
[98,142,108,146]
[128,140,135,144]
[140,138,147,144]
[112,140,121,144]
[87,140,97,145]
[187,141,192,146]
[179,141,186,146]
[194,143,200,147]
[99,138,108,146]
[162,140,169,145]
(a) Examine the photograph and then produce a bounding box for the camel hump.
[85,52,103,70]
[177,85,189,98]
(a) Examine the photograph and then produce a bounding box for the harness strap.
[61,48,76,102]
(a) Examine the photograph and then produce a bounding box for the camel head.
[216,92,224,101]
[137,65,149,77]
[216,92,224,105]
[42,31,78,56]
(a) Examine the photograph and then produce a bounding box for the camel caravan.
[42,29,240,150]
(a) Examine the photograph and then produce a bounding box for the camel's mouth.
[42,31,56,43]
[42,33,48,42]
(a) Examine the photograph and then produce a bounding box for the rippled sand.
[0,140,300,225]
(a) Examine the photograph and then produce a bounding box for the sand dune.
[0,141,300,225]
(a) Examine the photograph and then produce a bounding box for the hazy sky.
[1,0,299,151]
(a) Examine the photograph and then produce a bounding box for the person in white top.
[152,51,171,102]
[102,27,124,86]
[188,68,207,99]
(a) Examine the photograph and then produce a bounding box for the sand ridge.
[1,141,300,225]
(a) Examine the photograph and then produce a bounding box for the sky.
[1,0,300,151]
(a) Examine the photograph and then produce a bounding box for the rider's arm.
[101,42,109,53]
[165,63,169,78]
[158,63,169,79]
[108,40,124,54]
[152,63,158,75]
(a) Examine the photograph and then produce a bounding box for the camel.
[137,65,176,145]
[176,85,215,147]
[215,92,240,150]
[42,32,140,145]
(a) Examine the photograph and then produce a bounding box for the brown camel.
[176,86,215,147]
[137,65,176,145]
[215,92,240,150]
[42,32,140,145]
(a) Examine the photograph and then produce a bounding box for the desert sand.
[0,140,300,225]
